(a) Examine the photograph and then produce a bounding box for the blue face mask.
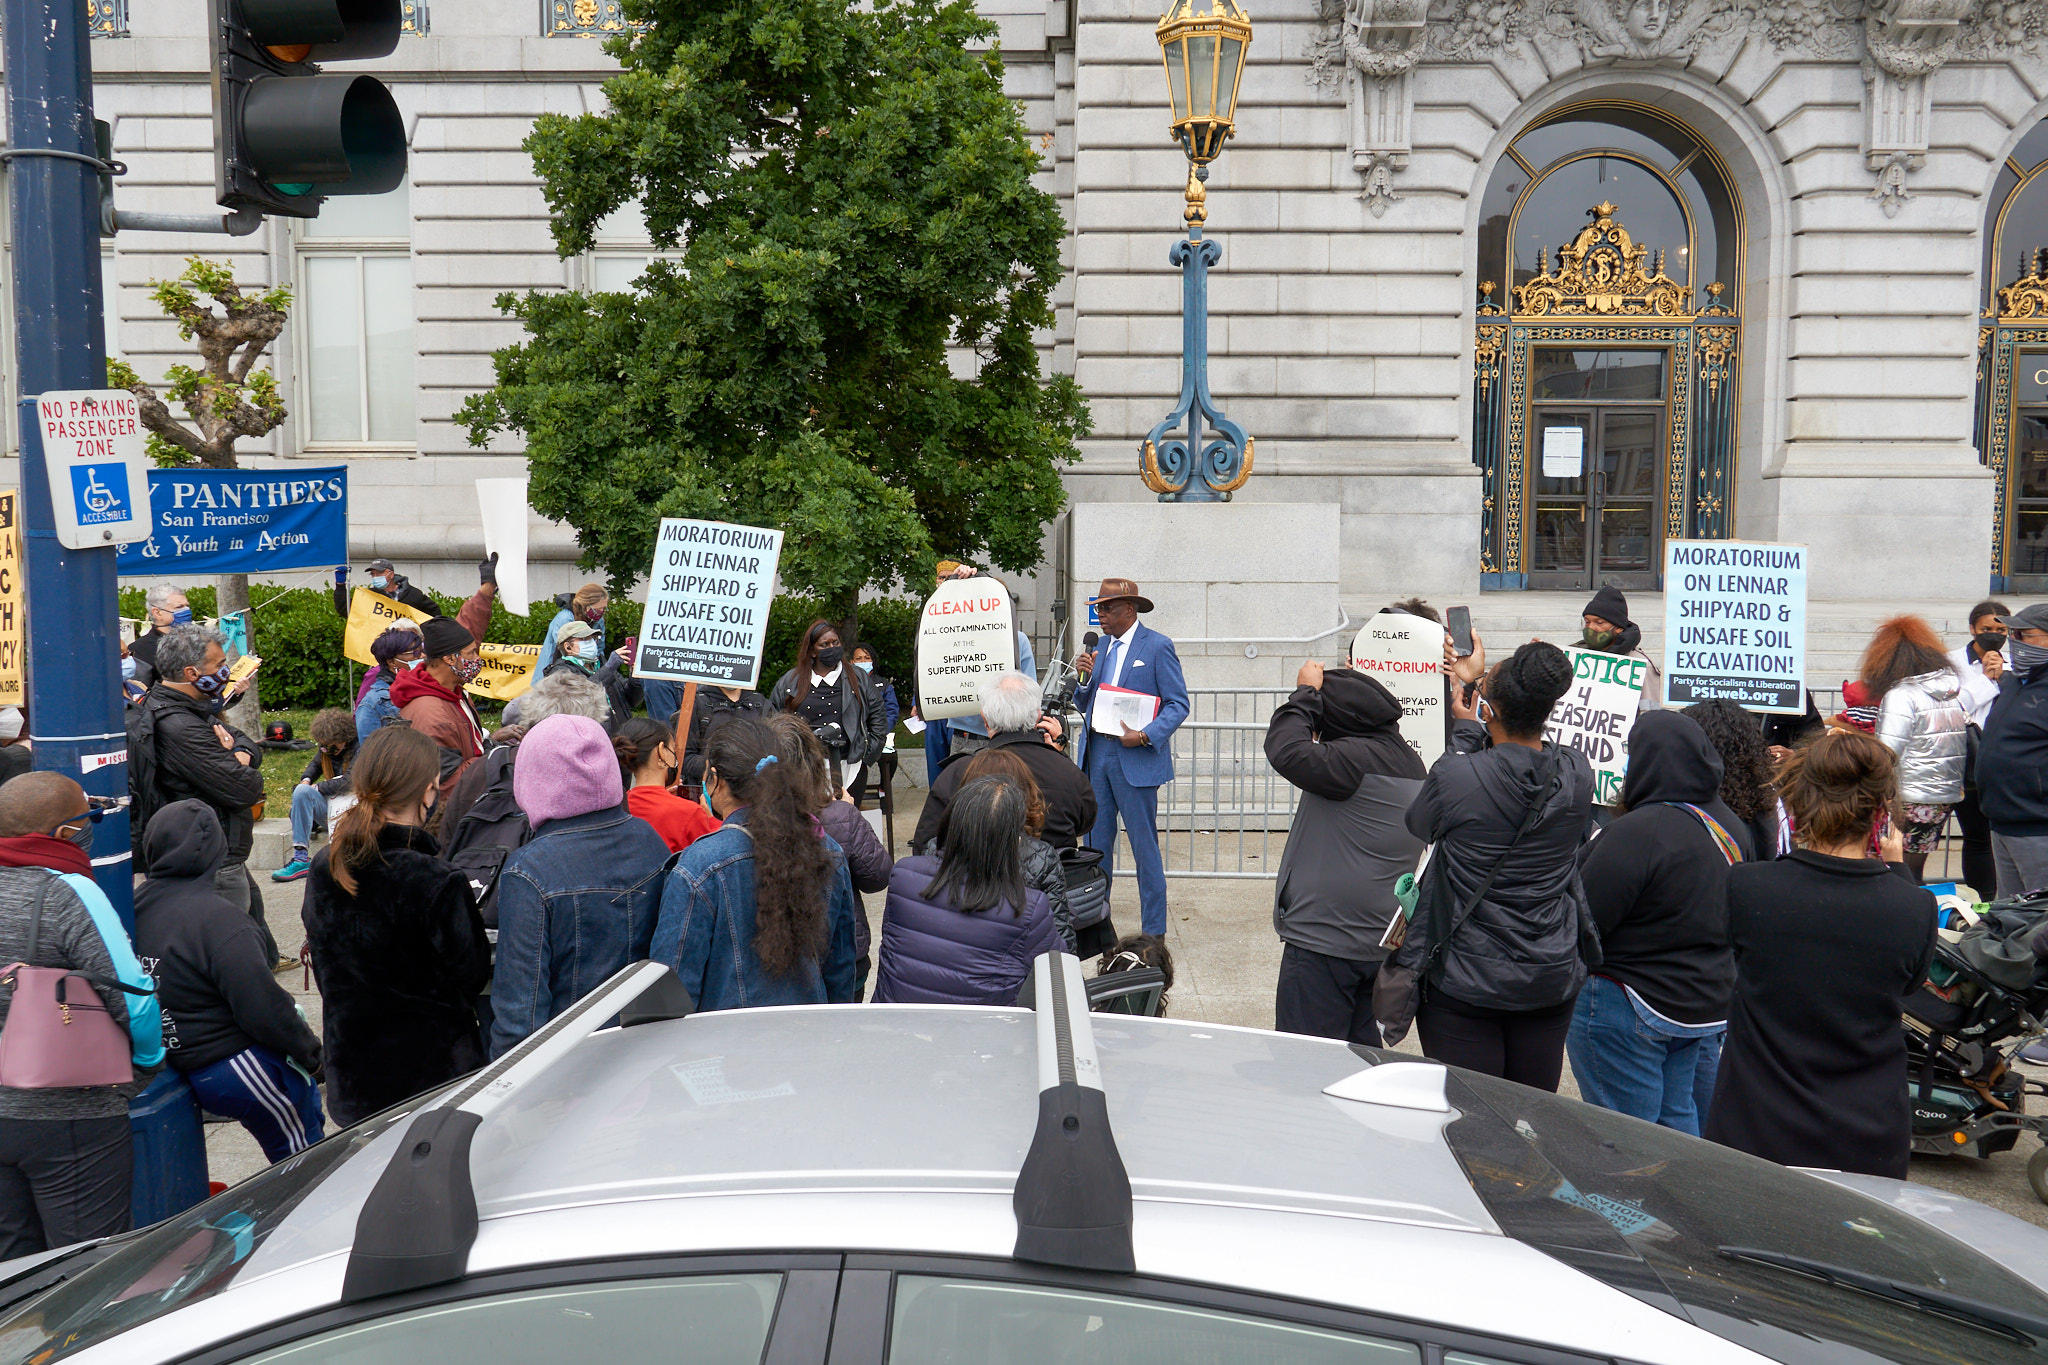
[370,574,390,591]
[169,607,193,627]
[120,655,136,681]
[854,660,873,673]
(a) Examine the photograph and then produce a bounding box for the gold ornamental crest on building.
[1511,201,1691,319]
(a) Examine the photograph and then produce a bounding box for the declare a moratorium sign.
[1662,540,1807,714]
[637,518,784,687]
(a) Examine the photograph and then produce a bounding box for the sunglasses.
[47,808,108,837]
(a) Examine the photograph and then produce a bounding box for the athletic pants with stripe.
[184,1046,325,1163]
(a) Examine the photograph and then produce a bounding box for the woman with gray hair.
[910,669,1096,855]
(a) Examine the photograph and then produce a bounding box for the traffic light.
[211,0,407,219]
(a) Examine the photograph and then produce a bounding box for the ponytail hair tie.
[755,754,779,773]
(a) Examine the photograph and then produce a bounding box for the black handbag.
[1059,846,1112,931]
[1374,747,1561,1045]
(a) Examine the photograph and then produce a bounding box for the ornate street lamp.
[1141,0,1253,502]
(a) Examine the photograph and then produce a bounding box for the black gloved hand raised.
[479,551,499,586]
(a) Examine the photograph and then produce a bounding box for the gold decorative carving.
[1139,440,1175,495]
[1213,437,1254,493]
[1997,249,2048,321]
[1476,280,1504,317]
[1511,202,1691,319]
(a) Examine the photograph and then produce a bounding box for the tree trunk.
[217,572,262,735]
[830,589,860,650]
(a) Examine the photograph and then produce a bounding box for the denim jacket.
[489,804,673,1057]
[649,808,859,1012]
[355,672,401,744]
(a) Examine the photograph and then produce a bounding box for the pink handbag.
[0,876,140,1088]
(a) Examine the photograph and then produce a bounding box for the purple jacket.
[872,854,1059,1006]
[816,801,893,968]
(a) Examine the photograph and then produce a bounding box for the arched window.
[1975,121,2048,590]
[1471,103,1744,591]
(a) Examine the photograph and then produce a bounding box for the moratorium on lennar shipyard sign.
[1662,540,1807,714]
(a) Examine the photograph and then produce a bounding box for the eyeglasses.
[47,808,107,837]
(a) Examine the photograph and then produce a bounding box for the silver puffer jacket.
[1875,669,1969,804]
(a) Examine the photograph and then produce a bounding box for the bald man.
[0,772,164,1256]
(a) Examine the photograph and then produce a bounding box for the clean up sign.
[1662,540,1807,714]
[637,518,784,687]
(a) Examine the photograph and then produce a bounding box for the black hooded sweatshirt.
[1265,671,1427,960]
[1578,710,1753,1024]
[133,799,321,1073]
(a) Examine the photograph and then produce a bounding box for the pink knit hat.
[512,714,624,830]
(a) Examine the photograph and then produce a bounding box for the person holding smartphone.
[1703,729,1935,1179]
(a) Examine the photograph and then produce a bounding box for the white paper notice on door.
[1541,426,1585,479]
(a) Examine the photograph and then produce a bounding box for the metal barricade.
[1155,688,1296,879]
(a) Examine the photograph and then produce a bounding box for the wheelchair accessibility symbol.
[70,464,132,526]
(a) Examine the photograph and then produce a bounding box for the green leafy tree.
[458,0,1089,622]
[106,257,292,730]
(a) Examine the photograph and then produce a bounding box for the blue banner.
[116,467,347,577]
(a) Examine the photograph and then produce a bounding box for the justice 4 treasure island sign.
[638,519,785,687]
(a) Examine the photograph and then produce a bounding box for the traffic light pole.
[4,0,133,924]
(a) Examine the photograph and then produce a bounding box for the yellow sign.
[0,492,19,708]
[340,588,538,702]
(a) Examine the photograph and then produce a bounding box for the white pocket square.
[1132,659,1147,667]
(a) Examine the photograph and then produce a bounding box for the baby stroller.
[1902,890,2048,1203]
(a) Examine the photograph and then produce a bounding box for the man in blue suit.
[1074,577,1189,937]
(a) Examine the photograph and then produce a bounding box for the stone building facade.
[22,0,2048,612]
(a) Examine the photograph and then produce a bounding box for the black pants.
[1954,786,1996,895]
[1417,995,1575,1092]
[0,1116,132,1259]
[1274,943,1382,1047]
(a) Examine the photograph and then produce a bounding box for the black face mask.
[49,817,93,859]
[816,646,845,670]
[1976,631,2008,655]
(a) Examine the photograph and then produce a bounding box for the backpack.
[125,697,165,860]
[442,743,530,928]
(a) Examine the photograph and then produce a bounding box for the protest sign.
[0,492,20,707]
[116,467,348,576]
[1348,614,1446,768]
[36,390,149,550]
[917,576,1018,721]
[340,588,538,700]
[475,478,530,615]
[1662,540,1807,713]
[637,519,784,686]
[1544,645,1647,804]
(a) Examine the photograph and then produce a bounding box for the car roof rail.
[1012,950,1136,1274]
[340,959,694,1305]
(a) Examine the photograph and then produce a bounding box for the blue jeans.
[1567,975,1724,1137]
[923,718,952,786]
[1085,742,1166,936]
[289,784,327,852]
[184,1046,324,1163]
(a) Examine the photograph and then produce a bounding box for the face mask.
[2013,639,2048,676]
[817,646,844,670]
[701,771,719,817]
[1976,631,2008,654]
[168,607,193,627]
[191,662,232,695]
[571,640,600,662]
[854,660,873,673]
[660,748,678,788]
[50,818,92,858]
[404,656,427,670]
[582,608,605,625]
[1581,627,1616,649]
[369,575,390,591]
[120,655,136,681]
[450,655,485,685]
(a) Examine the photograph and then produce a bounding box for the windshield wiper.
[1718,1245,2048,1346]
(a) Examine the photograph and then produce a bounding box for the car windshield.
[0,1104,416,1365]
[1406,1053,2048,1365]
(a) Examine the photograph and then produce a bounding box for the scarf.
[0,834,91,878]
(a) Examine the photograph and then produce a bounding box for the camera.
[814,719,849,757]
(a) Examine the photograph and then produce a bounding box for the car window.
[232,1276,781,1365]
[886,1276,1420,1365]
[0,1105,420,1365]
[1420,1057,2048,1365]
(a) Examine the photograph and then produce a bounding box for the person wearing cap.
[1072,578,1189,937]
[1578,585,1662,711]
[0,709,28,789]
[390,615,490,805]
[329,556,460,619]
[537,583,610,674]
[1973,602,2048,902]
[488,714,672,1056]
[541,619,641,731]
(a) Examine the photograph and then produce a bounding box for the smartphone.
[1447,606,1474,659]
[621,635,639,667]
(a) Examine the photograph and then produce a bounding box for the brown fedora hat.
[1094,577,1155,613]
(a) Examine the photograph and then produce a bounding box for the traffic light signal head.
[213,0,407,218]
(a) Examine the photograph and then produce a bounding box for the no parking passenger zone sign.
[35,390,150,550]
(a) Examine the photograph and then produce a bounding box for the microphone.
[1083,631,1099,650]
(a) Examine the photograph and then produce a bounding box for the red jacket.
[391,667,485,801]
